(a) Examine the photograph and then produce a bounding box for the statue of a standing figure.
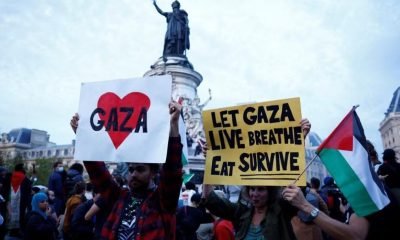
[153,0,190,56]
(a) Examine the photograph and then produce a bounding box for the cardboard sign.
[74,76,172,163]
[202,97,306,186]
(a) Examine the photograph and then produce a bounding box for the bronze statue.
[153,0,190,56]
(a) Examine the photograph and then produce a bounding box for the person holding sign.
[70,101,183,240]
[282,144,400,240]
[201,119,311,240]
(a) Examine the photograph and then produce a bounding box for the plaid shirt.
[84,137,183,240]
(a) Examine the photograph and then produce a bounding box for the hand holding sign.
[300,118,311,139]
[169,100,183,138]
[71,113,79,134]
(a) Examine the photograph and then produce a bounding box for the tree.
[30,158,58,186]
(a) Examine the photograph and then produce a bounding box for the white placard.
[74,75,172,163]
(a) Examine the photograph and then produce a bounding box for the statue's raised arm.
[153,0,167,17]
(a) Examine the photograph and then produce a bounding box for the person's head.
[73,181,86,195]
[32,186,41,195]
[53,161,63,172]
[214,190,227,199]
[127,163,159,191]
[190,193,202,207]
[185,181,196,191]
[14,163,25,174]
[324,176,334,186]
[47,190,55,202]
[32,192,48,213]
[0,167,7,178]
[382,149,397,164]
[310,177,320,190]
[242,186,279,209]
[69,162,84,174]
[366,140,381,165]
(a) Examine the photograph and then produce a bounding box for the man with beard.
[70,101,183,240]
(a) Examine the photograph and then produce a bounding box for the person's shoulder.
[26,211,43,223]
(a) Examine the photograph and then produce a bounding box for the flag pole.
[292,153,319,185]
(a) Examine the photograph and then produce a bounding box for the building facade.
[379,86,400,159]
[0,128,74,166]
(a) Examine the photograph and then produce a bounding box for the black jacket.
[24,211,57,240]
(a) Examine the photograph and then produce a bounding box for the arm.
[283,184,369,240]
[200,142,214,199]
[153,0,167,16]
[158,101,183,212]
[85,202,100,221]
[70,114,120,205]
[203,191,240,222]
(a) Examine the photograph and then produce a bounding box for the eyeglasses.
[40,200,48,203]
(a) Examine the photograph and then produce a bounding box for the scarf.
[31,192,48,219]
[11,171,25,192]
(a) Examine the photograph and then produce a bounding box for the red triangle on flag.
[317,110,354,152]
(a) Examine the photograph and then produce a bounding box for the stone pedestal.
[144,56,209,174]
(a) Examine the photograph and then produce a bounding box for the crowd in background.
[0,144,398,240]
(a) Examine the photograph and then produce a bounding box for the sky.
[1,0,399,157]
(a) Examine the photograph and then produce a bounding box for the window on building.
[47,150,51,157]
[64,149,68,156]
[56,150,60,156]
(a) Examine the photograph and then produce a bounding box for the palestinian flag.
[179,114,189,166]
[316,108,389,216]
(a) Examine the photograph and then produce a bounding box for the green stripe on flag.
[319,148,379,216]
[181,153,188,166]
[183,173,194,184]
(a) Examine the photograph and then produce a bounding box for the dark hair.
[191,193,202,204]
[185,181,196,191]
[73,181,86,195]
[53,161,62,169]
[324,176,334,186]
[366,140,379,160]
[14,163,25,173]
[69,163,84,174]
[32,186,41,194]
[383,149,396,163]
[310,177,320,189]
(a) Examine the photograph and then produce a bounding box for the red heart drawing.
[97,92,151,149]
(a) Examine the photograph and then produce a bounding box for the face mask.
[57,167,64,172]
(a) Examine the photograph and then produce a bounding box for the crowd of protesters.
[0,101,399,240]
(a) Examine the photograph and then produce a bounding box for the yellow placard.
[202,97,306,186]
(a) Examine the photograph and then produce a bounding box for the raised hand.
[70,113,80,134]
[300,118,311,139]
